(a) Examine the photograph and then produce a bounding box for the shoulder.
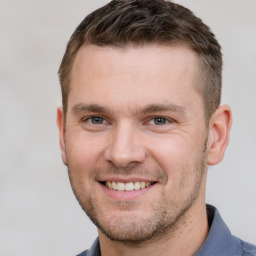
[231,234,256,256]
[76,238,100,256]
[196,205,256,256]
[77,250,88,256]
[239,239,256,256]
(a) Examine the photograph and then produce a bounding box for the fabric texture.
[77,205,256,256]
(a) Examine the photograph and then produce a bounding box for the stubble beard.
[68,140,208,246]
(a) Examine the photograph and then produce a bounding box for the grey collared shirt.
[77,205,256,256]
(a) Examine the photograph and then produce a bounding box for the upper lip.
[97,176,158,183]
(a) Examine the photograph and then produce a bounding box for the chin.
[97,217,165,244]
[84,199,186,245]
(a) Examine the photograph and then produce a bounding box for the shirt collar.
[195,204,242,255]
[86,237,101,256]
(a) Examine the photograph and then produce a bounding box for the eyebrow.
[71,103,188,116]
[141,104,188,115]
[71,103,112,114]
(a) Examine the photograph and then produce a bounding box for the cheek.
[66,132,106,167]
[66,137,99,194]
[148,134,204,190]
[65,138,99,193]
[149,135,192,171]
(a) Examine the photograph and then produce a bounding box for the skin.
[57,44,232,256]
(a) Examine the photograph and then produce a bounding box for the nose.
[104,122,146,168]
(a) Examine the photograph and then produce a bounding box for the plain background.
[0,1,255,255]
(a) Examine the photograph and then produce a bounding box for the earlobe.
[207,105,232,165]
[57,106,68,165]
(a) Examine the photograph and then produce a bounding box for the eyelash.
[83,116,108,125]
[147,116,172,126]
[82,115,173,126]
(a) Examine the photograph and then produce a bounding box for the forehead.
[71,43,199,80]
[68,44,202,114]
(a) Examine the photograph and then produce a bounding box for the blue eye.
[148,117,169,125]
[88,116,105,124]
[153,117,167,125]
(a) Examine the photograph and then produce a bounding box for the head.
[57,0,232,246]
[58,0,222,123]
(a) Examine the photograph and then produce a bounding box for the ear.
[57,106,67,165]
[207,105,232,165]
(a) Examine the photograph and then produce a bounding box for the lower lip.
[99,182,157,200]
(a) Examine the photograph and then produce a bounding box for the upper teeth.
[106,181,153,191]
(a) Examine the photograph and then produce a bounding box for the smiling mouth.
[102,181,156,191]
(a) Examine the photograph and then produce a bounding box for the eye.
[149,117,170,125]
[85,116,106,124]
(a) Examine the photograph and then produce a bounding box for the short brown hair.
[58,0,222,122]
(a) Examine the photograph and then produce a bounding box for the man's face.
[58,44,210,243]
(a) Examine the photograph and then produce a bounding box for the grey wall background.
[0,1,255,255]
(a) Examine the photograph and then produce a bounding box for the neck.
[98,199,209,256]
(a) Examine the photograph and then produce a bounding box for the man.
[57,0,256,255]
